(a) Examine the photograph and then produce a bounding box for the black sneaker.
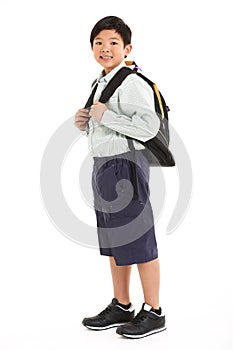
[116,303,166,339]
[82,298,135,330]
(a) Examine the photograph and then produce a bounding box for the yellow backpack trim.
[125,60,134,66]
[153,83,164,120]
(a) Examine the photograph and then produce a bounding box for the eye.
[94,41,102,45]
[111,41,118,45]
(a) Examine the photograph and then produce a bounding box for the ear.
[124,44,132,57]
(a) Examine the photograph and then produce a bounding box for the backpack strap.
[99,67,134,103]
[84,83,98,109]
[84,67,134,108]
[136,72,167,120]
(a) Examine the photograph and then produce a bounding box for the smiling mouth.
[100,56,113,60]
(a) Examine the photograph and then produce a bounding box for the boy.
[75,16,166,339]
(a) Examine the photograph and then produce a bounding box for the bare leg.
[109,257,132,305]
[137,258,160,309]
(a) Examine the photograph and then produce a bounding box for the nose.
[101,45,110,52]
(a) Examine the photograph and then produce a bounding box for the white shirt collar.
[97,61,127,83]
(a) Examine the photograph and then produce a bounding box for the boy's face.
[92,29,132,74]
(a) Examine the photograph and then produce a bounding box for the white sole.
[84,322,127,331]
[118,326,167,339]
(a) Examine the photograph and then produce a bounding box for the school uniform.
[85,61,160,266]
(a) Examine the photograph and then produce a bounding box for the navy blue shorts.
[92,150,158,266]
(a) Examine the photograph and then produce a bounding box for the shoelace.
[131,311,147,324]
[98,306,112,318]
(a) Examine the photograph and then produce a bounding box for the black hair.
[90,16,132,47]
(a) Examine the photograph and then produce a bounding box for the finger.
[74,124,86,130]
[75,116,90,123]
[79,108,90,113]
[74,120,86,127]
[75,109,89,117]
[75,112,90,119]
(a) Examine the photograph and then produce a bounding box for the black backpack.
[85,61,175,167]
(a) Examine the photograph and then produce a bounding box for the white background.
[0,0,233,349]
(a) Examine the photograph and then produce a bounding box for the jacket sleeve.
[100,75,160,142]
